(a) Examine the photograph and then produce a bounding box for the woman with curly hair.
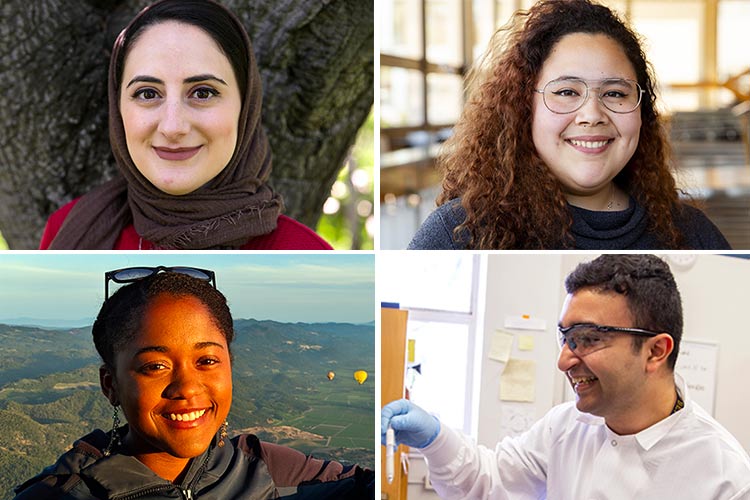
[408,0,729,250]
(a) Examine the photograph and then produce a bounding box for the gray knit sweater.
[407,198,731,250]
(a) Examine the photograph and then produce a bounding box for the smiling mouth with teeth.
[571,376,598,388]
[166,409,208,422]
[567,139,612,148]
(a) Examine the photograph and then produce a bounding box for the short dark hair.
[93,272,234,368]
[565,255,682,369]
[113,0,249,97]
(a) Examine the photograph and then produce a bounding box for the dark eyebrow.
[555,75,582,80]
[194,341,226,351]
[184,74,228,86]
[126,74,228,89]
[127,75,163,88]
[134,341,225,357]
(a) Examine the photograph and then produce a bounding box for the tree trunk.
[0,0,373,249]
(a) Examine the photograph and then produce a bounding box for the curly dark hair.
[93,272,234,368]
[437,0,685,249]
[565,254,683,369]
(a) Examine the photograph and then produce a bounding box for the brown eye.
[192,87,219,100]
[134,88,159,100]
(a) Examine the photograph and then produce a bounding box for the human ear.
[645,333,673,373]
[99,364,119,406]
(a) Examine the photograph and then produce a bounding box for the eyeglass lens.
[558,325,614,356]
[543,78,641,113]
[168,267,214,281]
[111,267,212,283]
[106,266,215,300]
[110,267,157,281]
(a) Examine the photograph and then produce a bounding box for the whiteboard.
[676,340,718,416]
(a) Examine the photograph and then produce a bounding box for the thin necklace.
[606,183,616,210]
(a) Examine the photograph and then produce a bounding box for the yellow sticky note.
[518,335,534,351]
[407,339,416,363]
[489,330,514,363]
[500,359,536,402]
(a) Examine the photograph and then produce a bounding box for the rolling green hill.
[0,320,374,500]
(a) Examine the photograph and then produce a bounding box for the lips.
[569,374,598,392]
[167,408,207,422]
[153,146,202,161]
[161,407,212,428]
[565,136,613,154]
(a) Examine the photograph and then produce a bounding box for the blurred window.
[382,0,423,59]
[427,73,464,124]
[381,67,425,128]
[380,253,481,434]
[718,0,750,81]
[426,0,463,66]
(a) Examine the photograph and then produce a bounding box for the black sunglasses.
[104,266,216,299]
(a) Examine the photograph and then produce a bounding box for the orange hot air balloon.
[353,370,368,385]
[327,371,335,381]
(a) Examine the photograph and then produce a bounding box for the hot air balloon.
[327,371,335,381]
[353,370,368,385]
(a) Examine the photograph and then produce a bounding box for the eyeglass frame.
[534,77,646,114]
[104,266,217,300]
[557,323,666,356]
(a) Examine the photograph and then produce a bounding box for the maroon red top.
[39,199,333,250]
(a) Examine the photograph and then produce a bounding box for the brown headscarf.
[50,0,282,249]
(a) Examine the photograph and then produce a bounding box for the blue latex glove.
[381,399,440,449]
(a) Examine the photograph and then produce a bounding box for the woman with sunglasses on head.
[13,269,373,499]
[39,0,331,250]
[409,0,729,250]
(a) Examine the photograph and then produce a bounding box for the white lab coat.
[421,375,750,500]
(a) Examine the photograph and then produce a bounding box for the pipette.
[386,427,395,484]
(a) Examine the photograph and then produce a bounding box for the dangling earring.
[103,405,122,457]
[218,420,229,447]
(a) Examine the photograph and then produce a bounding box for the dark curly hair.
[93,272,234,368]
[438,0,685,249]
[565,254,682,369]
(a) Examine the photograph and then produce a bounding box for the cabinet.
[381,307,409,500]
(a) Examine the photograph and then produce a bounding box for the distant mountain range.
[0,319,374,500]
[0,317,95,329]
[0,318,375,329]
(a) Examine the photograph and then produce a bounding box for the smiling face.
[120,21,242,195]
[105,293,232,467]
[532,33,642,209]
[557,288,648,421]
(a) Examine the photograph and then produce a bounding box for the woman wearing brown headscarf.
[40,0,332,250]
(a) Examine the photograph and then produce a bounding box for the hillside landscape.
[0,320,374,500]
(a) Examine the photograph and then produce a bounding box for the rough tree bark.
[0,0,373,249]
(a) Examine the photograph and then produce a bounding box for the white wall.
[476,254,567,447]
[406,253,750,500]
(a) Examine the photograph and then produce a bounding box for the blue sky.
[0,254,374,325]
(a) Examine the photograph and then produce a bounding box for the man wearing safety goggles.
[382,254,750,499]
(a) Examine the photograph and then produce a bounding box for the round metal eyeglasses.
[558,323,665,357]
[535,78,645,114]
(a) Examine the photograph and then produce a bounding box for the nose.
[157,98,190,139]
[557,343,581,373]
[162,366,204,400]
[574,89,609,126]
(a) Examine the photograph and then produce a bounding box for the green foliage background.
[316,111,374,250]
